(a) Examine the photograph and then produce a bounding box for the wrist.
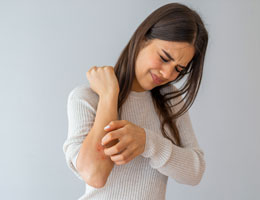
[99,92,119,101]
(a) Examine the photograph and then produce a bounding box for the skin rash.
[96,143,107,160]
[95,40,195,162]
[97,138,119,160]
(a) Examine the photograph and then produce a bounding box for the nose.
[159,65,174,80]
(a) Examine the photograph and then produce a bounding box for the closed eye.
[160,55,184,73]
[160,55,169,63]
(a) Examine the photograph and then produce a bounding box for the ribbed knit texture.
[62,83,206,200]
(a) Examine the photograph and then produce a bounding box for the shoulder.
[67,83,99,110]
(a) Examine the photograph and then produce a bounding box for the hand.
[101,120,146,165]
[86,66,120,97]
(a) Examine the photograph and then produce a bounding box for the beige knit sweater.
[62,83,206,200]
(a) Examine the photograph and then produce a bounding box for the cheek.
[135,52,160,79]
[143,57,161,72]
[151,59,161,69]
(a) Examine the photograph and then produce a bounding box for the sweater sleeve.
[72,151,80,172]
[140,85,206,186]
[62,86,97,181]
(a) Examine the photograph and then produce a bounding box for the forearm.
[77,94,118,188]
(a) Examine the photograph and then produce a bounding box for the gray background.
[0,0,259,199]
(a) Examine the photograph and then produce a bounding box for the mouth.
[150,71,164,85]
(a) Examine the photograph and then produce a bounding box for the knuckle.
[89,67,96,72]
[123,127,129,134]
[111,157,115,162]
[110,121,115,126]
[126,156,132,162]
[121,154,126,160]
[107,133,113,139]
[105,133,112,141]
[107,66,115,72]
[114,146,120,152]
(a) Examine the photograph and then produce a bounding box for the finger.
[104,120,129,132]
[110,147,133,162]
[101,129,123,146]
[114,151,135,165]
[103,140,127,156]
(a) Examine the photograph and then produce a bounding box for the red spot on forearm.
[96,143,107,160]
[97,143,103,151]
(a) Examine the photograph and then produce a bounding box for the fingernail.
[104,125,110,130]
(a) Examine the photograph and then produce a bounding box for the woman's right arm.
[76,92,119,188]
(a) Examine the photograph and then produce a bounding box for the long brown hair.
[114,3,208,146]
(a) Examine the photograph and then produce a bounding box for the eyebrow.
[162,49,186,69]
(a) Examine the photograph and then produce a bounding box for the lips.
[150,72,164,84]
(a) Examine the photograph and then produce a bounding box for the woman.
[63,2,208,200]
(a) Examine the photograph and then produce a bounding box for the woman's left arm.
[141,107,206,186]
[101,108,206,186]
[101,84,206,186]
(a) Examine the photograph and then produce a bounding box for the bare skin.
[96,143,106,160]
[76,66,120,188]
[132,39,195,92]
[77,39,195,188]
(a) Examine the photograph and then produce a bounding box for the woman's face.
[132,38,195,92]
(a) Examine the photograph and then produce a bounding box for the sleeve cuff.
[141,128,173,168]
[72,151,80,170]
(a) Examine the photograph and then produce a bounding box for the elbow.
[86,178,106,189]
[79,169,107,189]
[76,157,106,188]
[185,170,204,186]
[190,175,203,186]
[190,158,206,186]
